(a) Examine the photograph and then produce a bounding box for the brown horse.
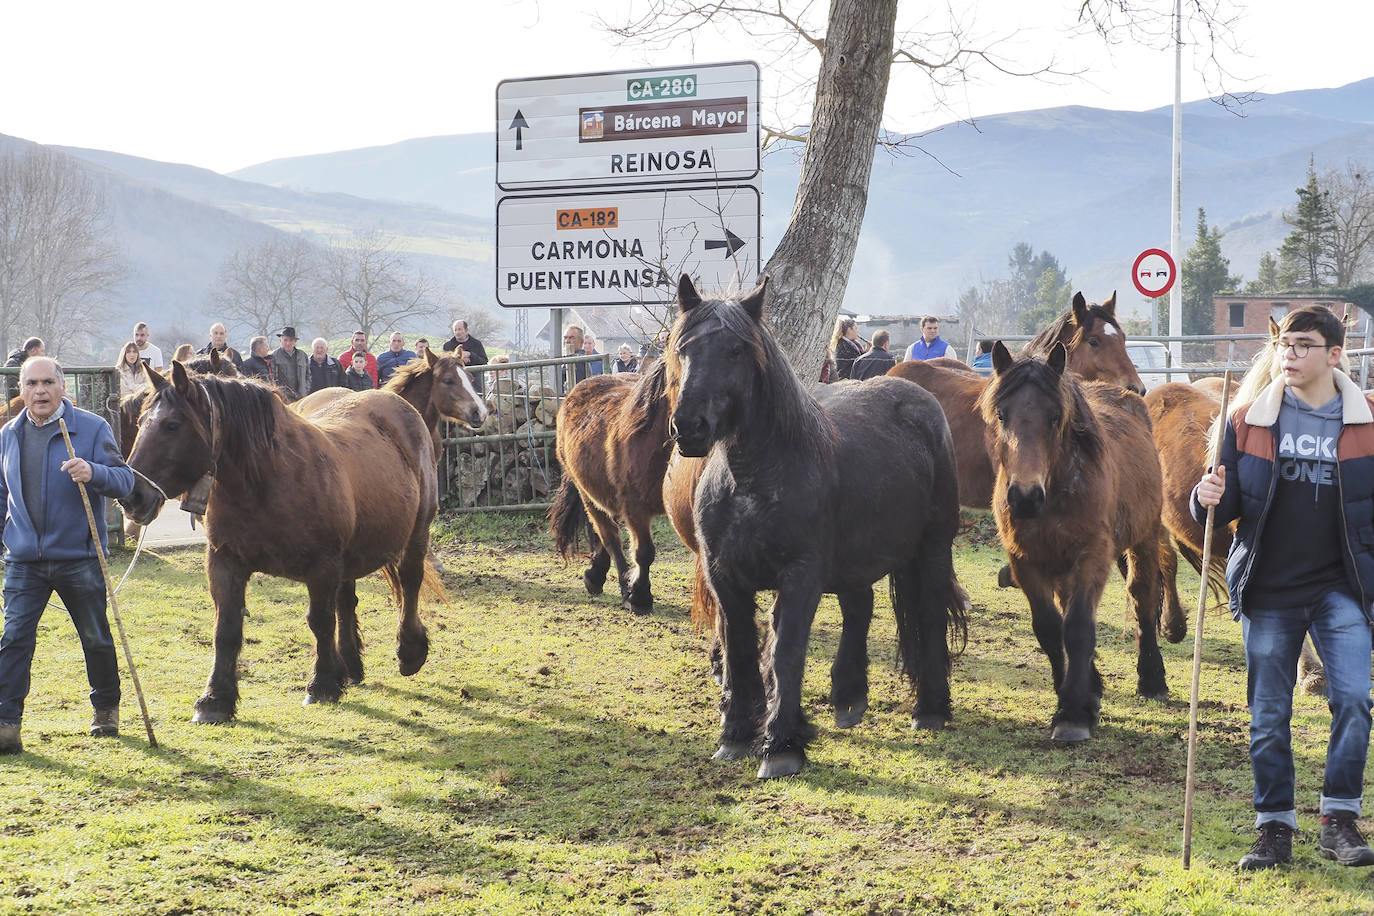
[295,348,486,460]
[889,291,1144,509]
[548,362,671,614]
[981,341,1166,741]
[119,365,441,721]
[1143,382,1231,643]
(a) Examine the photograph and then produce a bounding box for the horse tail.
[688,553,718,635]
[381,558,450,611]
[548,474,591,560]
[890,542,967,724]
[1175,538,1228,605]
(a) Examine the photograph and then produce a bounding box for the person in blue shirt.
[0,358,134,753]
[582,333,605,376]
[903,316,958,362]
[376,332,418,386]
[971,339,994,369]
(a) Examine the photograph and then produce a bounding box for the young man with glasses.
[1194,305,1374,869]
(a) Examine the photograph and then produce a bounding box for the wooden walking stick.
[58,419,157,748]
[1182,370,1232,867]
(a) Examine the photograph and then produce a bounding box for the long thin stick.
[1182,370,1232,867]
[58,419,157,748]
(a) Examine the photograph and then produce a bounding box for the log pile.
[444,377,562,508]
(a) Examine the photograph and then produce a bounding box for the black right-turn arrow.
[704,229,746,257]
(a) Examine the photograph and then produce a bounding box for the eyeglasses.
[1273,340,1332,358]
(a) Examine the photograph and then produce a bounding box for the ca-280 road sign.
[497,61,760,191]
[496,184,761,308]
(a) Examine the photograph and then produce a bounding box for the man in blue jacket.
[1194,306,1374,869]
[0,358,134,754]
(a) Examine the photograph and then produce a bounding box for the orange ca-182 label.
[556,208,619,230]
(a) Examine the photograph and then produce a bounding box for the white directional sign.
[496,184,761,307]
[497,61,760,191]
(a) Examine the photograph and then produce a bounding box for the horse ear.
[739,275,768,323]
[147,365,170,392]
[424,347,439,367]
[171,360,197,399]
[1048,342,1068,377]
[677,274,702,313]
[1269,316,1282,339]
[209,349,222,371]
[1071,291,1089,328]
[991,340,1014,375]
[1101,290,1117,318]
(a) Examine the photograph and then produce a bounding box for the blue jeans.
[0,558,119,723]
[1242,591,1373,829]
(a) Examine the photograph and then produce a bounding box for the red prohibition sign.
[1132,248,1177,298]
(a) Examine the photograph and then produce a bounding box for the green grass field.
[1,512,1372,914]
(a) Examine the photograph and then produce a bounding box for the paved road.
[121,501,207,550]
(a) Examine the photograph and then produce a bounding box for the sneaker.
[90,707,119,737]
[1319,815,1374,866]
[0,721,20,755]
[1239,822,1293,869]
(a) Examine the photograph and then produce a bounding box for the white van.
[1127,341,1171,391]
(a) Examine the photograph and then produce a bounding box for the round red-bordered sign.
[1132,248,1177,298]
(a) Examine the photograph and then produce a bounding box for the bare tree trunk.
[762,0,897,380]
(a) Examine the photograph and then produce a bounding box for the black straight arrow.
[704,229,746,257]
[508,110,529,151]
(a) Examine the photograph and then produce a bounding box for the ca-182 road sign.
[496,184,760,307]
[497,61,760,192]
[1132,248,1177,298]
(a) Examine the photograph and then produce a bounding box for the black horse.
[665,275,966,778]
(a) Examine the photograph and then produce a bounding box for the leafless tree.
[207,234,320,337]
[1322,160,1374,287]
[607,0,1242,378]
[315,229,437,339]
[0,147,123,356]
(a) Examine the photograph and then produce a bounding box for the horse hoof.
[1300,673,1327,696]
[582,569,605,596]
[1139,688,1170,703]
[1161,620,1187,644]
[712,741,753,761]
[1051,722,1093,743]
[997,564,1016,589]
[911,713,949,731]
[624,598,653,616]
[302,690,341,707]
[757,752,804,779]
[191,705,234,725]
[834,702,868,729]
[397,634,430,677]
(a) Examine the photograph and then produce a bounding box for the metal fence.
[439,353,607,514]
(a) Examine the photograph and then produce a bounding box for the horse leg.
[1125,543,1168,701]
[193,555,250,724]
[622,515,656,615]
[335,579,364,685]
[758,579,823,779]
[1018,567,1066,691]
[1298,637,1327,695]
[395,526,432,677]
[897,541,962,731]
[584,506,631,605]
[831,587,873,728]
[580,514,610,596]
[1053,581,1108,743]
[304,577,347,705]
[712,577,765,763]
[1157,532,1188,643]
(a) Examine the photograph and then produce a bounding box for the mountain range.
[4,75,1372,354]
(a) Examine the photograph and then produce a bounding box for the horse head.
[665,274,770,457]
[425,348,488,429]
[982,341,1095,520]
[120,362,216,524]
[1028,291,1145,394]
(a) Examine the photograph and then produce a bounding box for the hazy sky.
[5,0,1372,174]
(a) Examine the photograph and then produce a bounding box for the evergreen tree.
[1007,243,1069,331]
[1245,252,1279,294]
[1181,207,1239,342]
[1019,266,1075,334]
[1278,156,1335,288]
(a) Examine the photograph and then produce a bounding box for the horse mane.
[667,295,829,452]
[384,355,445,394]
[983,356,1104,464]
[183,355,239,377]
[147,374,282,488]
[625,357,669,437]
[1022,303,1121,357]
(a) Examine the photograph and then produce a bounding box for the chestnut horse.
[295,348,486,460]
[981,341,1167,741]
[667,275,964,778]
[888,291,1144,508]
[548,361,670,614]
[117,350,239,460]
[120,365,441,721]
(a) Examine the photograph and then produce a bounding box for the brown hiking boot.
[90,707,119,737]
[0,721,20,754]
[1239,822,1293,869]
[1319,815,1374,866]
